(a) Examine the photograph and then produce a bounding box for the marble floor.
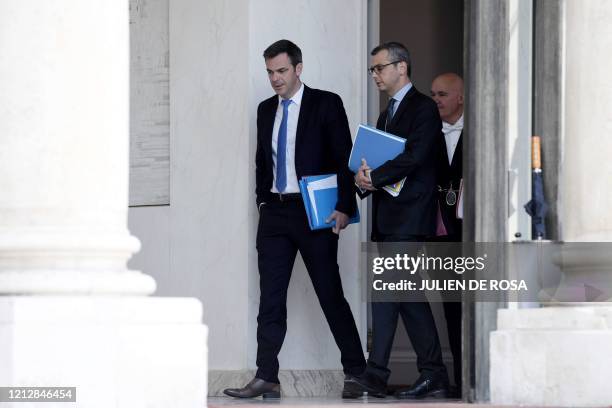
[208,397,485,408]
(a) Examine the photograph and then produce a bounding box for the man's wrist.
[354,180,366,194]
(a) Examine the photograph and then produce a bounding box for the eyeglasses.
[368,60,402,75]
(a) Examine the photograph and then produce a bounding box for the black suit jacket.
[436,130,463,238]
[362,86,442,240]
[255,85,357,216]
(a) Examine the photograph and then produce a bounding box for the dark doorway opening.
[367,0,466,395]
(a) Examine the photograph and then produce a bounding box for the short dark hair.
[263,39,303,67]
[371,42,412,77]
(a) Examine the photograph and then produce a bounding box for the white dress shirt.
[271,83,304,193]
[389,82,412,116]
[442,114,463,165]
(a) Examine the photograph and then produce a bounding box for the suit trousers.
[255,200,365,383]
[366,235,448,385]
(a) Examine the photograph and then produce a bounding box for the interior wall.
[380,0,464,95]
[130,0,252,371]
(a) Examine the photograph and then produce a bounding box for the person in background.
[430,72,464,397]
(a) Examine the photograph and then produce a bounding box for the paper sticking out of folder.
[381,177,406,197]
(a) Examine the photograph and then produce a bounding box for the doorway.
[366,0,465,393]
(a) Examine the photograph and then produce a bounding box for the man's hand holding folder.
[349,124,407,196]
[325,211,349,234]
[299,174,360,233]
[355,158,376,191]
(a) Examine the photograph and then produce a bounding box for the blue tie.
[276,99,291,193]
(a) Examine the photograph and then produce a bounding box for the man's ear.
[398,61,408,75]
[295,62,303,77]
[458,93,464,105]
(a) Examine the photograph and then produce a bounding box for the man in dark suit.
[348,42,449,399]
[431,72,464,395]
[223,39,365,399]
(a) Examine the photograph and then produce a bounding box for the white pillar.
[0,1,207,406]
[491,1,612,406]
[561,0,612,242]
[0,0,155,295]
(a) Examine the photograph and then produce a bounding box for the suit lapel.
[450,131,463,170]
[387,85,417,131]
[295,85,313,153]
[262,97,277,158]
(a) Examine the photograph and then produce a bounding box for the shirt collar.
[391,82,412,104]
[442,113,464,135]
[278,82,304,107]
[443,113,464,128]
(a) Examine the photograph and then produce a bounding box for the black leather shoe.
[394,376,448,399]
[342,373,386,398]
[342,375,362,399]
[223,377,281,399]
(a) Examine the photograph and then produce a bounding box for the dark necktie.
[385,98,396,131]
[276,99,292,193]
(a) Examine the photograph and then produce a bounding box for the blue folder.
[348,124,406,173]
[298,174,360,230]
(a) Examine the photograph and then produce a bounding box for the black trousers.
[365,235,448,385]
[255,200,366,383]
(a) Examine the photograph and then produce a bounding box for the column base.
[0,229,156,295]
[0,270,156,295]
[491,306,612,406]
[0,296,207,408]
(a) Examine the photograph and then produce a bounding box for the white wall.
[129,0,368,371]
[130,0,251,370]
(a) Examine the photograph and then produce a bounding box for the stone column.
[490,1,612,406]
[561,0,612,242]
[465,0,509,400]
[0,0,154,295]
[0,1,207,407]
